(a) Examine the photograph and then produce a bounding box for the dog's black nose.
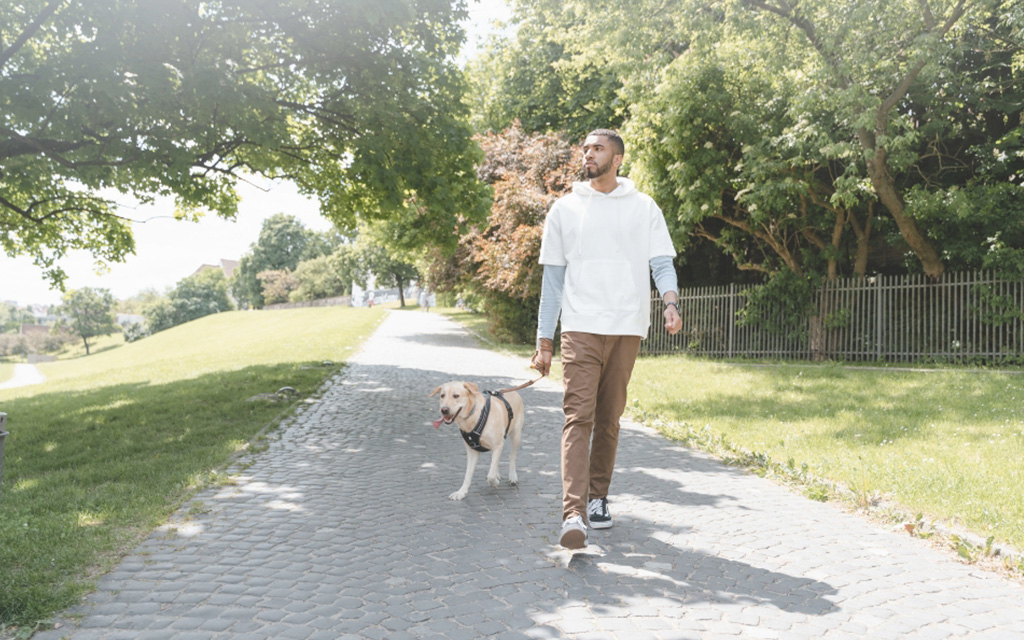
[441,407,450,415]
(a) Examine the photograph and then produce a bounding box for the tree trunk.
[82,335,91,355]
[827,210,845,281]
[396,275,406,308]
[848,204,874,278]
[859,132,945,279]
[808,314,825,362]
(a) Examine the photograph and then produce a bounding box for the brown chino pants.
[560,332,642,522]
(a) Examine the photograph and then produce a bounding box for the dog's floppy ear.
[429,385,442,397]
[462,382,478,414]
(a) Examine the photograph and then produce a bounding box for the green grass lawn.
[0,363,13,385]
[628,358,1024,552]
[53,332,127,360]
[437,310,1024,561]
[0,306,385,628]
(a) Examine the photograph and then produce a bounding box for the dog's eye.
[453,393,460,399]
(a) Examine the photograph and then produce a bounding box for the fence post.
[0,412,7,506]
[727,283,735,358]
[875,275,883,360]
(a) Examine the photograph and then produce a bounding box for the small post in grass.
[0,412,7,505]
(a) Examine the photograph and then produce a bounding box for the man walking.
[532,129,683,549]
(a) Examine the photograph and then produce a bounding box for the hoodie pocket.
[566,259,639,314]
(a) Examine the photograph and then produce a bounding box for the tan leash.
[496,375,544,394]
[495,353,549,394]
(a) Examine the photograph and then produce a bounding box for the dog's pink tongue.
[433,418,444,429]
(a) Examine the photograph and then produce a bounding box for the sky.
[0,0,512,308]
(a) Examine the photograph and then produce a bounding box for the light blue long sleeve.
[537,265,565,342]
[650,255,678,298]
[536,257,678,344]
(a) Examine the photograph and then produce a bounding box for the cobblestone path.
[37,311,1024,639]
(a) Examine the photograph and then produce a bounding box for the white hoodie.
[539,177,676,337]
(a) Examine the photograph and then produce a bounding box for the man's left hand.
[664,306,682,335]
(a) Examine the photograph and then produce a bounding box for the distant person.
[531,128,683,550]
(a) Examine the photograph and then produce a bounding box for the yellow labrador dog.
[430,381,525,500]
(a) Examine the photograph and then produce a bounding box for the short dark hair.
[586,129,625,157]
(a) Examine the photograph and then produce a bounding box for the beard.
[583,157,615,179]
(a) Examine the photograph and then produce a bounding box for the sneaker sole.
[589,520,613,530]
[560,528,587,550]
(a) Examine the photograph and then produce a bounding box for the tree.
[355,223,420,308]
[492,0,1024,282]
[172,268,233,320]
[0,303,35,333]
[2,0,487,288]
[289,251,354,302]
[144,269,233,333]
[425,124,578,342]
[140,298,176,336]
[257,270,299,305]
[466,1,622,139]
[730,0,1004,278]
[0,333,29,359]
[231,214,317,308]
[115,289,164,315]
[470,124,577,299]
[628,47,863,281]
[59,287,117,355]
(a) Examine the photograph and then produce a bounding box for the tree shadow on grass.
[0,362,338,626]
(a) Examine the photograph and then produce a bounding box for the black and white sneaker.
[587,497,613,529]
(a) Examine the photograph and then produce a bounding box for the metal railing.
[643,271,1024,363]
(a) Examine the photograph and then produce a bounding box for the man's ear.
[429,386,442,397]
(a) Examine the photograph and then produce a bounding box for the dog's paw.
[508,471,518,486]
[487,475,501,488]
[449,490,467,501]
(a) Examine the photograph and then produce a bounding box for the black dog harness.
[462,391,514,452]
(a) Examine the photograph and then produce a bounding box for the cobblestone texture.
[36,311,1024,639]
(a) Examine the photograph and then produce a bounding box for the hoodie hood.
[572,177,638,198]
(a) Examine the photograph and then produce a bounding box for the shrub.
[123,321,150,343]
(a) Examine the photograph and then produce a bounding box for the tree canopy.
[231,214,335,308]
[466,0,623,139]
[0,302,36,333]
[144,268,233,333]
[423,124,577,341]
[352,221,420,307]
[1,0,488,287]
[59,287,117,354]
[476,0,1024,283]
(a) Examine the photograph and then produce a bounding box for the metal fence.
[643,271,1024,363]
[264,295,352,311]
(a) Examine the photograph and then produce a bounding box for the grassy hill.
[0,306,385,629]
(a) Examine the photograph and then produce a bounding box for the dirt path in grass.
[0,363,45,391]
